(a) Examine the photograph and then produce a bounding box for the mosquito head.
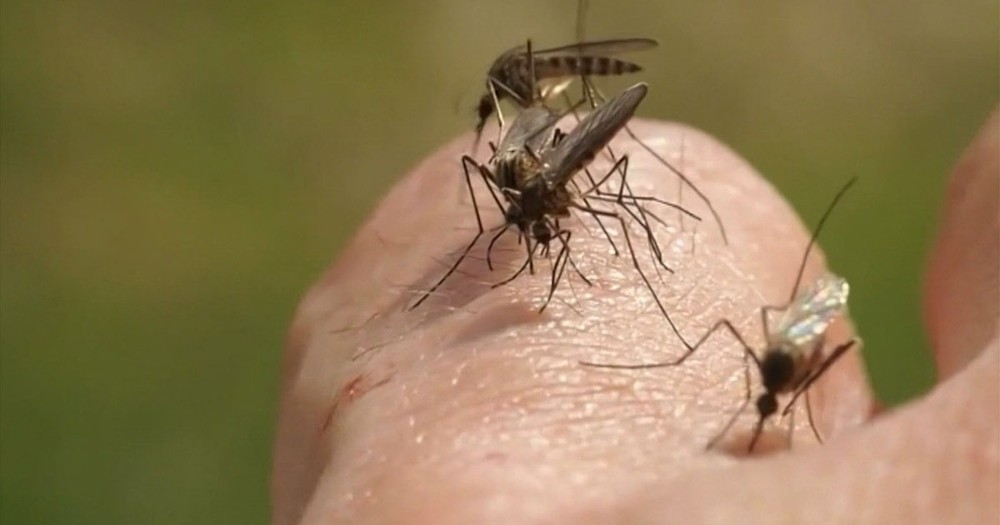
[755,392,778,422]
[759,348,796,394]
[531,221,553,245]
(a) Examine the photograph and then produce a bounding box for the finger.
[272,118,873,524]
[925,108,1000,379]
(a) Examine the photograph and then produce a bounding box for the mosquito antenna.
[786,176,858,303]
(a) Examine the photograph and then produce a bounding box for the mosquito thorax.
[518,180,553,220]
[759,348,796,393]
[495,154,533,191]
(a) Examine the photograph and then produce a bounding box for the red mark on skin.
[320,373,393,434]
[483,452,508,463]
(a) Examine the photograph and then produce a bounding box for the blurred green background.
[1,0,996,522]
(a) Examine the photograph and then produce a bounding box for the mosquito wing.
[773,274,850,348]
[530,38,658,58]
[539,82,647,187]
[496,106,561,158]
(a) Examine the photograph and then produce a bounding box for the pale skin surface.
[272,110,999,525]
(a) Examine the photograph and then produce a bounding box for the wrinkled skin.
[272,110,999,525]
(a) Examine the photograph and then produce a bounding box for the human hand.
[271,110,998,524]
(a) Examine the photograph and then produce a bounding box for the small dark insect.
[411,83,699,319]
[474,37,657,146]
[581,177,860,453]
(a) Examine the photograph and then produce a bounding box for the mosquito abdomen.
[534,55,642,79]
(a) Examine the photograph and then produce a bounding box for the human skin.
[271,110,999,525]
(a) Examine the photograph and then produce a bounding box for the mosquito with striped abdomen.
[473,0,728,245]
[474,37,657,149]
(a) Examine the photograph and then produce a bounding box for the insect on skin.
[580,177,860,453]
[410,83,701,321]
[474,37,657,148]
[474,38,655,135]
[407,101,569,312]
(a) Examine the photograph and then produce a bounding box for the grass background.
[1,0,996,522]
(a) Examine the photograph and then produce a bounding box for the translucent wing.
[773,274,850,348]
[496,106,561,157]
[530,38,659,57]
[540,82,647,187]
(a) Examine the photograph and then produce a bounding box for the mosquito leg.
[571,205,699,356]
[540,236,571,313]
[606,182,673,274]
[491,244,535,289]
[584,78,729,245]
[566,253,592,286]
[575,161,623,257]
[579,196,620,256]
[578,155,661,255]
[527,38,537,104]
[487,79,506,147]
[747,413,768,453]
[525,234,536,276]
[614,162,674,274]
[410,157,495,310]
[758,304,792,345]
[485,226,509,272]
[461,155,505,220]
[580,315,759,371]
[589,193,702,222]
[584,153,672,274]
[782,339,857,417]
[563,230,593,287]
[409,230,484,310]
[785,402,797,450]
[621,124,728,245]
[677,133,687,232]
[804,388,823,444]
[596,194,699,241]
[707,346,755,450]
[575,0,590,42]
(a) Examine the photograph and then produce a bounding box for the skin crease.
[271,111,999,525]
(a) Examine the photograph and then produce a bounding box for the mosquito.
[474,37,657,147]
[412,83,700,320]
[580,177,859,453]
